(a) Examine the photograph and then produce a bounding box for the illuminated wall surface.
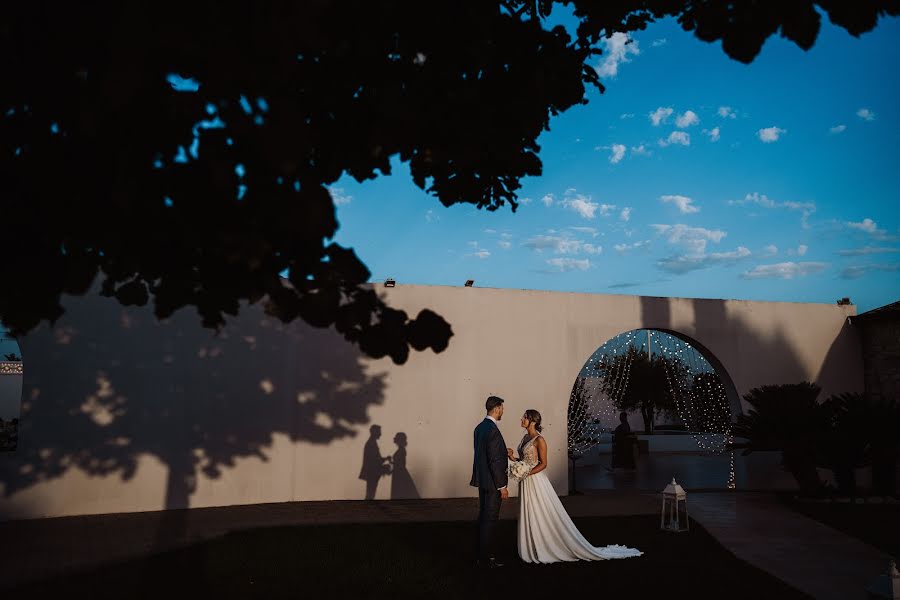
[0,285,861,519]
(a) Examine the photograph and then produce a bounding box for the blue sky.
[332,15,899,313]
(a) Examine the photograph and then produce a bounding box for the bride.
[508,409,643,564]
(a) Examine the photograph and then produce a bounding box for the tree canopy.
[2,1,895,362]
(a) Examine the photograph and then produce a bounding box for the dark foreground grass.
[10,515,809,599]
[781,496,900,558]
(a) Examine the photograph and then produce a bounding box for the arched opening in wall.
[567,329,741,493]
[0,325,23,452]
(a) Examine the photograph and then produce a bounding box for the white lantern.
[866,560,900,599]
[660,477,689,532]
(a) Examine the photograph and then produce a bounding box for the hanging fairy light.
[567,329,736,489]
[567,330,637,455]
[655,331,736,488]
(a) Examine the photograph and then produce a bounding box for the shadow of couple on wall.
[0,290,389,551]
[359,425,420,500]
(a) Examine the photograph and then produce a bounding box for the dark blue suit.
[470,417,508,561]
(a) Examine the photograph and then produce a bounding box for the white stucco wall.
[0,285,862,520]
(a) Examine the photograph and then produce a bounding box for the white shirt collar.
[485,415,498,424]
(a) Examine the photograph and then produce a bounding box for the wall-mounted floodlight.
[384,279,396,288]
[464,280,475,287]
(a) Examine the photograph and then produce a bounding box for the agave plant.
[732,382,829,495]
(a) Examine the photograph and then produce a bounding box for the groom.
[470,395,509,569]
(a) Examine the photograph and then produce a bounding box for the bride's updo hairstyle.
[524,409,543,433]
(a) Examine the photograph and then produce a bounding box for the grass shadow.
[7,515,810,599]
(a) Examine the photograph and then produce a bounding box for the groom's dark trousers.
[470,417,508,562]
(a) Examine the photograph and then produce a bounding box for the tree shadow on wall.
[637,295,818,417]
[1,288,387,550]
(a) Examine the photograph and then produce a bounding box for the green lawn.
[781,496,900,558]
[11,515,810,599]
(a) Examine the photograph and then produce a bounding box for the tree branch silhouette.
[1,1,894,361]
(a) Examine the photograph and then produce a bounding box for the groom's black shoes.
[475,557,504,569]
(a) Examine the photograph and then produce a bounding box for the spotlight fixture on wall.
[836,297,851,306]
[464,280,475,287]
[384,278,396,288]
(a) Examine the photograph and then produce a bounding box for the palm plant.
[867,397,900,496]
[820,393,871,495]
[732,382,829,496]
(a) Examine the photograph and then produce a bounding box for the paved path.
[0,490,890,600]
[689,493,890,600]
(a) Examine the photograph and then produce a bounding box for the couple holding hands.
[471,395,642,568]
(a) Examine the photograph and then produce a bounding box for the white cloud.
[847,219,895,241]
[547,257,591,272]
[569,226,598,237]
[595,32,640,79]
[838,246,900,256]
[757,126,786,143]
[620,113,635,120]
[609,143,626,164]
[483,228,497,234]
[649,107,674,126]
[675,110,699,128]
[651,38,667,47]
[659,131,690,147]
[847,218,878,234]
[524,234,601,255]
[797,244,808,256]
[467,241,479,248]
[598,203,616,217]
[651,223,726,255]
[500,233,512,239]
[728,192,816,228]
[658,246,751,274]
[741,262,828,279]
[498,240,512,249]
[519,197,533,204]
[856,108,876,121]
[705,127,720,142]
[620,207,632,222]
[717,106,736,119]
[829,124,847,134]
[614,240,650,254]
[425,209,440,223]
[840,263,900,279]
[541,193,554,207]
[761,244,778,257]
[660,194,700,214]
[729,192,774,208]
[329,187,352,205]
[631,144,650,156]
[525,235,581,254]
[564,195,600,219]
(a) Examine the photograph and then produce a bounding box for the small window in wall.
[0,327,22,451]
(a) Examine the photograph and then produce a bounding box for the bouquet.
[508,460,532,482]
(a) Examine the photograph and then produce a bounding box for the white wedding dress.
[516,434,643,563]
